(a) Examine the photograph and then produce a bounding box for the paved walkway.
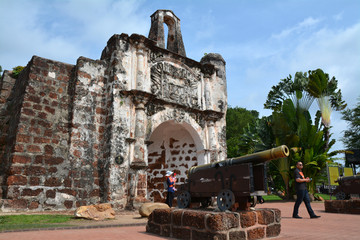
[0,201,359,239]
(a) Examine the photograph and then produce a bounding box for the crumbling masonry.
[0,10,227,211]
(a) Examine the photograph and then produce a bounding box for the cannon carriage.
[176,145,289,211]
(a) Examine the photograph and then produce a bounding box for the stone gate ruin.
[0,10,227,211]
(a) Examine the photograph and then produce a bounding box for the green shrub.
[12,66,25,78]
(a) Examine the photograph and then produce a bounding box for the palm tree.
[264,72,314,112]
[271,99,331,197]
[307,69,347,151]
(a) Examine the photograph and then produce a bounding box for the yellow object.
[343,167,354,177]
[328,166,340,186]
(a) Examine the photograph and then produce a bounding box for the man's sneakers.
[292,215,302,219]
[310,215,321,219]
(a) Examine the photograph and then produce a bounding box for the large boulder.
[139,202,169,217]
[74,203,115,220]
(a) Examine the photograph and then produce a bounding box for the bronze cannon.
[176,145,289,211]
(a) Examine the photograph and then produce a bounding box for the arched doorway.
[146,120,204,202]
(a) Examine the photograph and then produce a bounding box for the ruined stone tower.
[0,10,227,211]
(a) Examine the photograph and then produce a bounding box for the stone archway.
[146,120,204,202]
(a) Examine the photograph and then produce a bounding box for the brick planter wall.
[325,200,360,214]
[146,208,281,240]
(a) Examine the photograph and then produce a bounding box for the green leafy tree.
[0,65,3,78]
[265,69,346,152]
[264,72,314,112]
[226,106,259,157]
[238,116,275,154]
[341,97,360,149]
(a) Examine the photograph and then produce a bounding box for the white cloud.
[271,17,322,39]
[287,22,360,107]
[0,0,148,70]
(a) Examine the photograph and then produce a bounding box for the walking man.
[292,161,320,219]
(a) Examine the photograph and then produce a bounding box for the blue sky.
[1,0,359,155]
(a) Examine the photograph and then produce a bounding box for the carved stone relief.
[150,61,201,109]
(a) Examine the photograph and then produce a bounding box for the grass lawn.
[262,194,283,201]
[262,193,332,201]
[315,193,331,200]
[0,214,75,231]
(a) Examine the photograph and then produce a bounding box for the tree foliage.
[227,69,345,197]
[264,72,314,111]
[226,106,259,157]
[12,66,25,79]
[341,97,360,149]
[260,69,346,197]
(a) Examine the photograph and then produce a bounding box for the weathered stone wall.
[0,10,227,211]
[147,208,281,240]
[0,56,75,210]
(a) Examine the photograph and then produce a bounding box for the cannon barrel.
[189,145,289,175]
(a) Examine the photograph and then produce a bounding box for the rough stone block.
[247,227,265,240]
[45,157,64,165]
[7,175,27,185]
[48,167,58,173]
[350,199,360,208]
[14,144,24,152]
[29,177,40,186]
[46,190,56,198]
[64,200,74,209]
[161,225,171,237]
[22,108,36,117]
[183,210,206,229]
[59,189,77,196]
[29,201,40,210]
[229,230,246,239]
[266,223,281,237]
[44,145,54,155]
[146,222,161,235]
[9,166,24,175]
[34,155,44,164]
[4,199,28,209]
[33,137,51,144]
[206,212,240,231]
[21,188,43,196]
[240,211,256,228]
[26,166,46,176]
[44,177,62,187]
[172,209,183,226]
[172,226,191,239]
[274,208,281,223]
[192,230,227,240]
[12,155,31,164]
[152,208,172,224]
[27,145,41,153]
[257,209,274,225]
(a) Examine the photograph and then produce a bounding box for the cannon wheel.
[177,191,191,208]
[217,189,235,211]
[335,191,346,200]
